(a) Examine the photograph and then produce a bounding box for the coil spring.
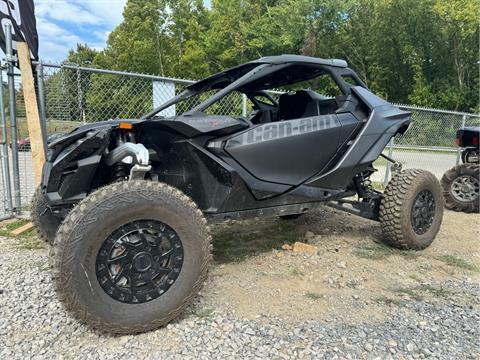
[112,162,129,182]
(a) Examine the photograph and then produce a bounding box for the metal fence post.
[455,114,466,166]
[242,94,247,117]
[76,65,85,124]
[383,137,394,188]
[36,62,48,157]
[5,24,21,213]
[0,65,13,214]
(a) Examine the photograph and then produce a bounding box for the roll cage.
[142,55,367,120]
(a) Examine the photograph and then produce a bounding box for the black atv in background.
[32,55,444,334]
[441,127,479,213]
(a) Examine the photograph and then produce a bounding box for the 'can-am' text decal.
[229,115,339,146]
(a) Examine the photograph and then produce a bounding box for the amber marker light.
[119,122,133,130]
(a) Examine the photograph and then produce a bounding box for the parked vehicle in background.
[16,133,65,151]
[441,127,479,213]
[17,137,31,151]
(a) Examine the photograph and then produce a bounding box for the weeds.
[392,287,423,301]
[0,219,44,250]
[375,296,407,307]
[305,292,321,300]
[36,262,50,272]
[16,235,46,250]
[438,255,478,272]
[352,244,421,261]
[195,308,214,318]
[288,266,304,277]
[0,219,31,237]
[418,284,452,298]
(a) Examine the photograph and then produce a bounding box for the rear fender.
[306,104,411,189]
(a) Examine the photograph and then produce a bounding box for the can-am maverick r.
[33,55,444,334]
[441,126,479,213]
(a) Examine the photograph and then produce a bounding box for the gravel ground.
[0,208,479,359]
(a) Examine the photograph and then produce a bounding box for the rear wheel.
[441,164,479,213]
[461,148,479,164]
[379,169,443,250]
[51,181,211,334]
[31,186,62,244]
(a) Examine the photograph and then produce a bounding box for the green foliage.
[50,0,479,122]
[438,255,478,272]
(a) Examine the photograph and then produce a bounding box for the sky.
[35,0,212,63]
[35,0,127,62]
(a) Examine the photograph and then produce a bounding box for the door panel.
[225,114,342,185]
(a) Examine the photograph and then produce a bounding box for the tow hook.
[130,164,152,180]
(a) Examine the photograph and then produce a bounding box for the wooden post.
[16,42,45,185]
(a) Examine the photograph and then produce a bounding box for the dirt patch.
[203,207,479,324]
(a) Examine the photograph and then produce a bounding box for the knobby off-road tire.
[379,169,443,250]
[441,164,479,213]
[51,181,211,334]
[31,186,62,244]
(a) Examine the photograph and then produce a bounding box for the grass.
[0,219,31,237]
[35,262,50,272]
[0,218,45,250]
[419,284,453,298]
[212,219,302,263]
[375,296,407,307]
[195,308,214,318]
[371,181,385,191]
[305,292,322,300]
[392,287,424,301]
[16,235,46,250]
[352,244,421,261]
[385,284,454,306]
[438,255,478,272]
[288,266,304,277]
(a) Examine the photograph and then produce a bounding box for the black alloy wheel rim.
[411,190,436,235]
[451,175,479,203]
[96,220,184,304]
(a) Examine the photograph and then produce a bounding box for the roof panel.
[187,55,348,92]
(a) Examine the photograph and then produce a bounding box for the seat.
[278,91,312,120]
[278,90,333,120]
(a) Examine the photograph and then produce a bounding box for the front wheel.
[379,169,443,250]
[51,181,211,334]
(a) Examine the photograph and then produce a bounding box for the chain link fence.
[1,61,479,218]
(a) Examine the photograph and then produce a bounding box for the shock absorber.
[112,162,129,182]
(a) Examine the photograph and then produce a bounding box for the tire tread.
[379,169,443,250]
[51,181,211,334]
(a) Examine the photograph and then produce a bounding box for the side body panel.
[225,115,342,185]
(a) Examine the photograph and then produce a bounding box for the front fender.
[43,127,112,205]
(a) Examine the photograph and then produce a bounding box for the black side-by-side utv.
[441,126,479,213]
[32,55,444,334]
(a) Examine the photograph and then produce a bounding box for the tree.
[66,0,479,115]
